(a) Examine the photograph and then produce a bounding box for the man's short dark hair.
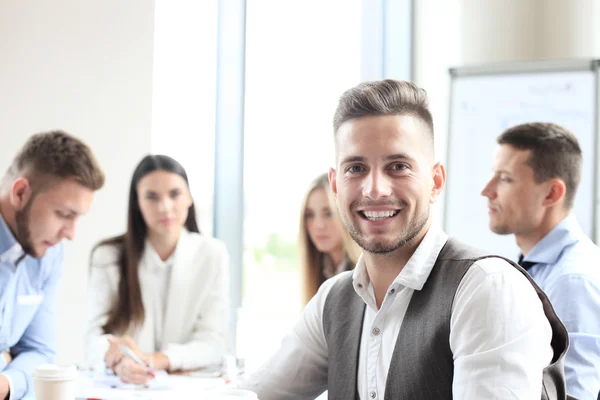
[333,79,434,142]
[497,122,582,209]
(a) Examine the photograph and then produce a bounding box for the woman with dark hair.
[84,155,229,384]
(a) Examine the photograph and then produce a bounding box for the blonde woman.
[298,173,360,306]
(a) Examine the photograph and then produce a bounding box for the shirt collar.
[352,224,449,295]
[141,228,188,270]
[142,241,175,270]
[524,213,582,265]
[0,211,24,264]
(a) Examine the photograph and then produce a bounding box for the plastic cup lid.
[32,364,78,381]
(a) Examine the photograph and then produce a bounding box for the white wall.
[414,0,600,151]
[0,1,155,364]
[413,0,600,226]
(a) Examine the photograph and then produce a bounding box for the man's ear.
[430,162,446,204]
[543,178,566,208]
[10,177,32,210]
[328,168,337,197]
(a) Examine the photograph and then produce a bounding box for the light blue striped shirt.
[0,212,62,399]
[523,214,600,399]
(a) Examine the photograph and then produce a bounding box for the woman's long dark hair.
[93,155,200,335]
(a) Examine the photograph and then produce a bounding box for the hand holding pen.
[119,344,157,380]
[105,336,156,385]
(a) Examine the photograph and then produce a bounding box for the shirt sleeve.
[237,274,340,400]
[543,273,600,399]
[3,245,63,399]
[450,257,554,400]
[162,242,229,370]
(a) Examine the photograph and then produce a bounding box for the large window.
[151,1,218,235]
[239,0,362,372]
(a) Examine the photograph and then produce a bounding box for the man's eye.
[347,165,363,173]
[391,163,408,171]
[56,211,73,219]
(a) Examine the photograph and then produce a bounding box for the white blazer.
[84,229,229,371]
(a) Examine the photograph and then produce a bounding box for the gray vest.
[322,238,570,400]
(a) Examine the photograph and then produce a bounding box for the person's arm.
[450,257,554,400]
[83,246,119,371]
[237,274,340,400]
[160,242,229,370]
[543,273,600,399]
[0,246,63,400]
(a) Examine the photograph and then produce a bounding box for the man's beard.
[341,205,429,254]
[15,200,36,257]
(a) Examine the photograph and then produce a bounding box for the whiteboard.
[444,62,598,260]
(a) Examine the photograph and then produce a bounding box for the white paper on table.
[83,370,171,390]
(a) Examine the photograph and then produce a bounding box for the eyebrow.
[340,153,415,165]
[58,206,79,217]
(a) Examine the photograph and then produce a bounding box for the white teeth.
[363,210,397,220]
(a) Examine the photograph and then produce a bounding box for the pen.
[119,344,157,379]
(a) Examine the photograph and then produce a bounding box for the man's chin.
[356,237,401,254]
[28,247,48,259]
[489,224,512,235]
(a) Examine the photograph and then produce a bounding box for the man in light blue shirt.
[0,131,104,399]
[482,122,600,399]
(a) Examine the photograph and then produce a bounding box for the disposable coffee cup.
[32,364,78,400]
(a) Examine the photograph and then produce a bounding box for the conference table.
[74,369,231,399]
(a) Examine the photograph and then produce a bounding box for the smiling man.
[0,131,104,399]
[482,122,600,399]
[241,80,571,400]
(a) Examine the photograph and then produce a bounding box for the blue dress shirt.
[523,214,600,399]
[0,212,62,399]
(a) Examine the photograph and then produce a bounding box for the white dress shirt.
[84,229,229,371]
[242,225,554,400]
[141,241,173,352]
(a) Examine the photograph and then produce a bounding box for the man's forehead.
[335,115,431,159]
[495,145,531,164]
[35,180,94,214]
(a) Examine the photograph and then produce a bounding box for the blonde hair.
[298,173,360,306]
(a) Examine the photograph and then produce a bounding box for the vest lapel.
[322,274,366,400]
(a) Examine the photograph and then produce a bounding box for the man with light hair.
[0,130,104,399]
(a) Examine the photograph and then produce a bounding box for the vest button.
[369,390,377,398]
[372,327,380,336]
[357,283,363,289]
[389,288,396,294]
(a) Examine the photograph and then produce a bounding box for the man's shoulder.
[314,271,355,305]
[438,238,505,262]
[550,236,600,279]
